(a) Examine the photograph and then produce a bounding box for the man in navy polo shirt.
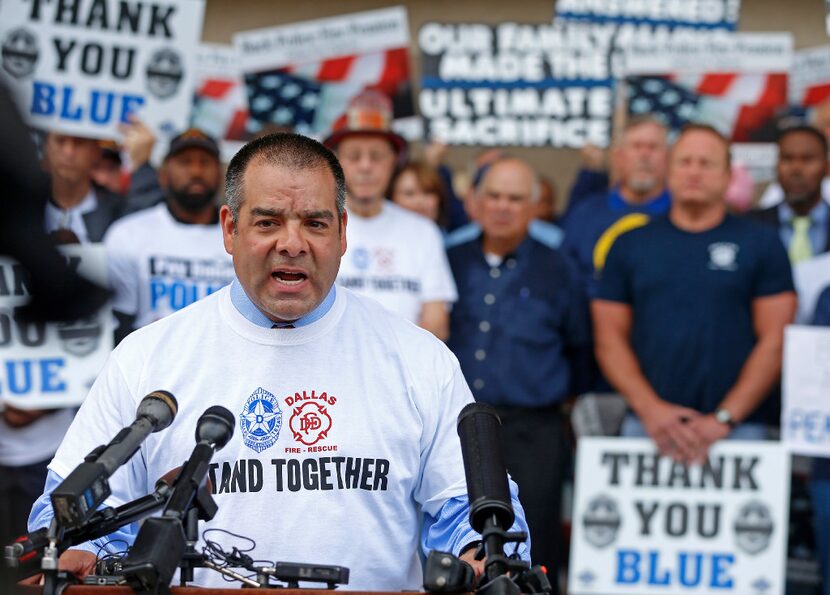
[593,124,796,463]
[447,157,592,592]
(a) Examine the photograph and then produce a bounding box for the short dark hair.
[675,123,732,169]
[225,133,346,222]
[777,125,829,157]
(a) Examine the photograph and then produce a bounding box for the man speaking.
[28,133,529,589]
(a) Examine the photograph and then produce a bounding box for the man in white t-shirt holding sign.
[29,133,529,589]
[103,129,234,341]
[325,90,457,341]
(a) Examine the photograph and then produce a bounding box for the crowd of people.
[2,79,830,592]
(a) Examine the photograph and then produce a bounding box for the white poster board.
[570,437,790,595]
[0,245,112,409]
[782,325,830,457]
[0,0,205,142]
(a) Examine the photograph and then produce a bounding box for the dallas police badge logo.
[239,387,282,453]
[708,242,739,271]
[582,494,621,549]
[733,500,774,555]
[1,28,39,79]
[289,401,333,446]
[145,48,184,99]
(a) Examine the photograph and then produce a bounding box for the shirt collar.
[47,188,98,214]
[608,187,671,215]
[779,200,829,224]
[229,278,336,328]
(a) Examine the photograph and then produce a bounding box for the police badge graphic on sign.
[240,387,282,453]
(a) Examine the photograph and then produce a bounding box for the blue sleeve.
[813,286,830,326]
[753,227,795,297]
[564,169,609,221]
[595,234,633,304]
[28,469,139,556]
[421,478,531,562]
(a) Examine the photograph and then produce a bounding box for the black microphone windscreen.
[456,403,514,533]
[136,390,178,432]
[197,405,235,449]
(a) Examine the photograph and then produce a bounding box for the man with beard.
[561,115,671,296]
[104,129,235,342]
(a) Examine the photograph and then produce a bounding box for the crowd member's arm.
[592,300,701,460]
[419,222,458,341]
[592,237,701,461]
[419,301,450,342]
[687,291,796,452]
[561,145,609,221]
[120,119,163,213]
[562,257,596,395]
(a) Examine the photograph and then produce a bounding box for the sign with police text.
[0,0,205,141]
[0,246,112,409]
[782,325,830,458]
[570,438,789,595]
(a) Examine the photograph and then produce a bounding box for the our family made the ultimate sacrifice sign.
[570,437,789,595]
[0,0,204,141]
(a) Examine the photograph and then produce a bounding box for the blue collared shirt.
[777,200,829,256]
[447,235,592,407]
[229,278,336,328]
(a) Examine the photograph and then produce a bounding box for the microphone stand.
[6,481,173,588]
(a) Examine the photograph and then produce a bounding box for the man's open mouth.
[272,270,308,286]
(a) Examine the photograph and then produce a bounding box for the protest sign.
[0,245,111,410]
[191,43,248,162]
[418,22,614,147]
[620,33,792,179]
[570,437,789,595]
[0,0,205,143]
[790,45,830,106]
[234,7,414,140]
[782,325,830,457]
[554,0,741,30]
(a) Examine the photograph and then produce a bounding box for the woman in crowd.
[390,160,449,230]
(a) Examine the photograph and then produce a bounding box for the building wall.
[202,0,829,207]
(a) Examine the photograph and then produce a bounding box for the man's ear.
[219,205,235,255]
[340,211,348,256]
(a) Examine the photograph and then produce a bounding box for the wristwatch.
[714,407,736,428]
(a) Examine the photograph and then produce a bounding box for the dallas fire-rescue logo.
[289,401,333,446]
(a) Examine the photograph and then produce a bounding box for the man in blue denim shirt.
[447,157,593,595]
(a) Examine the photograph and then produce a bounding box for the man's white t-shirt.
[337,201,457,323]
[103,203,234,329]
[49,287,473,590]
[0,409,77,466]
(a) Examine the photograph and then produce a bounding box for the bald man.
[446,157,593,592]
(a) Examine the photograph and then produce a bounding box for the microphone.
[121,406,234,592]
[50,390,178,529]
[456,403,514,533]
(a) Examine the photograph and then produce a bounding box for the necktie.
[789,216,813,264]
[272,323,295,329]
